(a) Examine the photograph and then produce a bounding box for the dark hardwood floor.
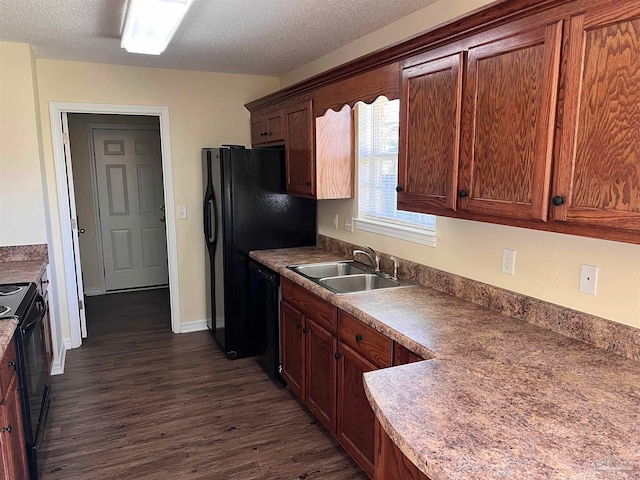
[40,289,367,479]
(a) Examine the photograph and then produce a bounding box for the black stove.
[0,282,35,321]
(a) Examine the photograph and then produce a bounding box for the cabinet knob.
[302,327,309,334]
[296,322,302,330]
[552,195,565,206]
[334,352,341,360]
[395,186,403,193]
[355,334,363,343]
[305,181,312,187]
[2,425,11,434]
[260,132,268,137]
[458,189,469,198]
[7,361,15,370]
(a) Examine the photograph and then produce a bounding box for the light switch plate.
[179,206,188,219]
[332,213,339,229]
[344,216,353,232]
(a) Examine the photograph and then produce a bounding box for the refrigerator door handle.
[208,198,216,244]
[211,193,219,249]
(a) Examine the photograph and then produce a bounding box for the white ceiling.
[0,0,439,76]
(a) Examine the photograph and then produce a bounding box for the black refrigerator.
[202,146,316,359]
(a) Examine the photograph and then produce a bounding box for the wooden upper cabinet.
[284,98,354,199]
[398,52,464,215]
[554,2,640,232]
[458,21,562,222]
[251,106,284,146]
[285,98,316,197]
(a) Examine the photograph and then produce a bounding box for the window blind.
[358,98,436,230]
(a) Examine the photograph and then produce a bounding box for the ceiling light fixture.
[121,0,194,55]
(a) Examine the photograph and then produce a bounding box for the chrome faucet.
[353,245,380,273]
[389,256,399,281]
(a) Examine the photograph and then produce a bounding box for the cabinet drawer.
[0,340,17,398]
[282,277,336,332]
[338,310,392,368]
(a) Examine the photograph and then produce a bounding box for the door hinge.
[71,218,78,230]
[78,299,84,311]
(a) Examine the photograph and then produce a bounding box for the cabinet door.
[305,318,337,434]
[337,342,377,478]
[264,107,285,143]
[281,301,306,399]
[374,421,430,480]
[458,22,562,221]
[554,2,640,232]
[285,99,315,197]
[398,52,464,215]
[0,376,28,480]
[250,113,265,146]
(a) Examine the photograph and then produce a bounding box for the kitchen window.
[355,97,437,246]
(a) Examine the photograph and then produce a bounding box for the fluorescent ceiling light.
[121,0,194,55]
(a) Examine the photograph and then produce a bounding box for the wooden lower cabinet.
[336,342,377,478]
[0,340,29,480]
[281,301,306,398]
[375,421,430,480]
[280,283,426,479]
[305,318,337,434]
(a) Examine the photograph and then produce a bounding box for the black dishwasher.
[248,260,282,383]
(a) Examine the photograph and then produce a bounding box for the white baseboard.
[180,319,208,333]
[51,339,73,375]
[83,288,103,297]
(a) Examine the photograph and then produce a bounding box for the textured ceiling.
[0,0,439,76]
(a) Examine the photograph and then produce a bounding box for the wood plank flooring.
[40,289,367,479]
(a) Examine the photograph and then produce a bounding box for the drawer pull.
[7,361,16,370]
[355,334,363,343]
[2,425,11,434]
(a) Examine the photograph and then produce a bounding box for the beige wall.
[280,0,498,87]
[0,42,47,245]
[67,114,159,294]
[36,59,279,340]
[281,0,640,329]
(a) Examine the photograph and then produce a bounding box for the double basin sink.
[288,260,416,294]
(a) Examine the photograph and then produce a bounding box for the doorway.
[68,115,169,296]
[49,103,181,350]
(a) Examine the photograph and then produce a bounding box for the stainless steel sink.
[320,274,400,294]
[287,260,416,294]
[289,261,367,279]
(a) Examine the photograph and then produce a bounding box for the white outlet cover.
[178,206,188,219]
[501,248,516,275]
[344,216,353,233]
[580,264,598,295]
[332,213,339,229]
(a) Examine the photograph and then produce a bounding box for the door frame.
[86,123,163,296]
[49,102,181,346]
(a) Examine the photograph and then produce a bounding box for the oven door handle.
[22,294,46,332]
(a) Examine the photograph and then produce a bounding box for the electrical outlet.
[332,213,339,229]
[501,248,516,275]
[579,264,598,295]
[344,216,353,232]
[178,206,188,219]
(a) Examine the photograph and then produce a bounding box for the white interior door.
[93,128,169,291]
[62,113,88,337]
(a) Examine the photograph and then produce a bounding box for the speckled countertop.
[250,247,640,480]
[0,259,47,285]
